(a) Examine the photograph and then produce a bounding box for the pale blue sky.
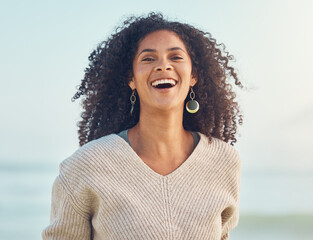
[1,0,312,176]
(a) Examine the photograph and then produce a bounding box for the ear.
[128,77,136,90]
[190,75,197,87]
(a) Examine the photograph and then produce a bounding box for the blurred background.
[1,0,312,239]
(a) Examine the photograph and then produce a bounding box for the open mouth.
[151,79,177,89]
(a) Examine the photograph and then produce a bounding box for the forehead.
[137,30,187,52]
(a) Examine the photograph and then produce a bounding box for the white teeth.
[151,79,177,87]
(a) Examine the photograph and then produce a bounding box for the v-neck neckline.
[114,131,206,179]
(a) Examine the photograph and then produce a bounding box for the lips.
[151,78,177,89]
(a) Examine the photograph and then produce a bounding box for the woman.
[42,13,243,240]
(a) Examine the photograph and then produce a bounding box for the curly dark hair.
[72,12,243,146]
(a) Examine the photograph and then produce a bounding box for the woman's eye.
[171,56,183,60]
[142,57,154,62]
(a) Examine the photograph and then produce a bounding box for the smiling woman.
[129,30,196,114]
[42,12,243,240]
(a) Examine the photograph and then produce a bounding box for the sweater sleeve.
[220,148,241,240]
[42,176,92,240]
[220,206,239,240]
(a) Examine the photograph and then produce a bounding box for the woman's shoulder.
[52,134,125,212]
[197,132,241,165]
[78,133,124,154]
[59,133,126,177]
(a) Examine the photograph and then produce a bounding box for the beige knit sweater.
[42,132,241,240]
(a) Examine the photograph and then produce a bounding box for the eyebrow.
[138,47,186,57]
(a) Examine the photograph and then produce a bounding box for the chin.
[153,102,183,112]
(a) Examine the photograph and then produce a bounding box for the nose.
[154,59,173,72]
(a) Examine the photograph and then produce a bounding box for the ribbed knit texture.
[42,132,241,240]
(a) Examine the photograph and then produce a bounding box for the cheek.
[178,64,193,79]
[133,67,146,81]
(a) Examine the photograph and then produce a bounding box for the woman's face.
[130,30,197,113]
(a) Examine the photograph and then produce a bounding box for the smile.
[151,79,177,89]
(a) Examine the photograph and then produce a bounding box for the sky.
[1,0,313,175]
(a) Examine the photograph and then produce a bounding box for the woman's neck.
[128,109,194,163]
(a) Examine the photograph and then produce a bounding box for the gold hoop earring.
[130,89,136,116]
[186,87,199,113]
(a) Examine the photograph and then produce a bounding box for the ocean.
[1,161,312,240]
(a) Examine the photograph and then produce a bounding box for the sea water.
[1,160,312,240]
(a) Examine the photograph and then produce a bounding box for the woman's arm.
[42,176,92,240]
[220,148,241,240]
[220,206,239,240]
